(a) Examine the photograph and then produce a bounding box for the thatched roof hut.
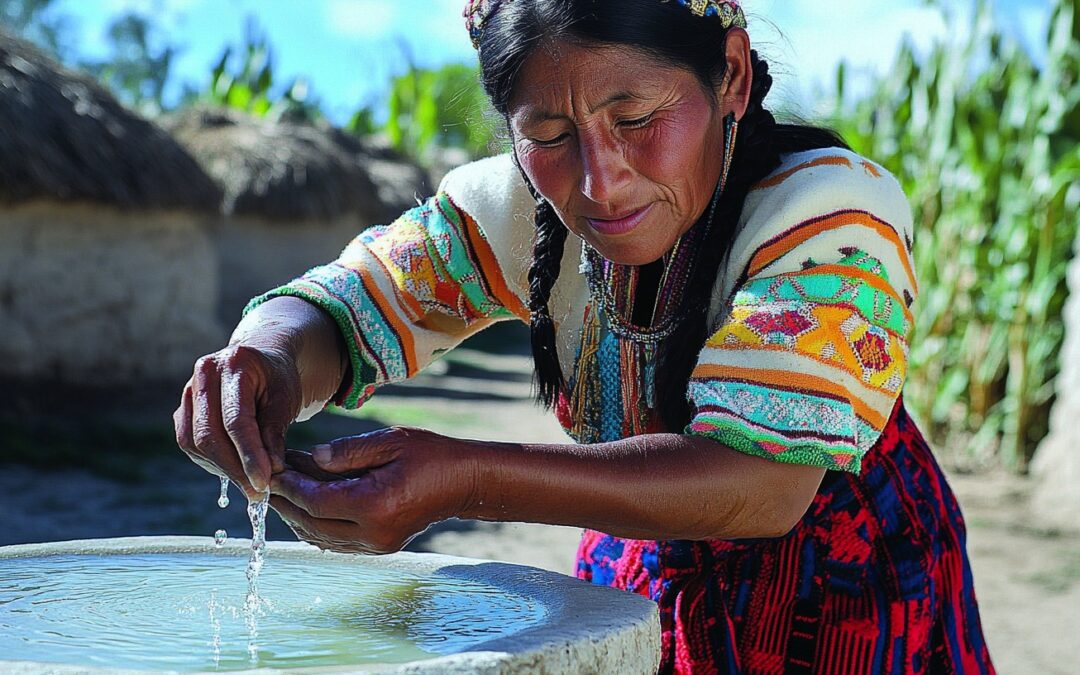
[0,32,221,210]
[163,106,431,324]
[0,30,225,387]
[164,106,428,223]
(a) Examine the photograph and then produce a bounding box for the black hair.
[477,0,848,428]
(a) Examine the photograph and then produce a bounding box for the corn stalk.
[830,0,1080,471]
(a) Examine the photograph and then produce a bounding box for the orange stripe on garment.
[356,265,419,377]
[752,155,854,191]
[747,210,917,294]
[364,244,425,323]
[781,263,914,326]
[689,364,887,430]
[456,201,530,321]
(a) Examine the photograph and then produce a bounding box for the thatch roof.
[0,30,221,212]
[164,107,431,223]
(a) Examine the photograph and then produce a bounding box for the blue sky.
[56,0,1052,124]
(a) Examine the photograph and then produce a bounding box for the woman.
[174,1,995,672]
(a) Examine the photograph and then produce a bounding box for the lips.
[585,204,653,236]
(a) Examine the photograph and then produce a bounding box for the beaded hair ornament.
[464,0,746,48]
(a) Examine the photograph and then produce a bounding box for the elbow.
[762,499,811,538]
[724,498,810,540]
[715,467,824,540]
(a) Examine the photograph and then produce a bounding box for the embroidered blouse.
[244,148,916,475]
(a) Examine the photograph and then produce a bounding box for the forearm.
[463,434,825,540]
[229,296,349,411]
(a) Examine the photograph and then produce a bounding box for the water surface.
[0,552,546,671]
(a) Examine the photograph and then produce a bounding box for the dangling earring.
[718,111,738,196]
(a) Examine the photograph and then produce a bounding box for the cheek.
[518,147,576,205]
[627,111,716,196]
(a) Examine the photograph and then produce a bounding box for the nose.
[578,128,632,207]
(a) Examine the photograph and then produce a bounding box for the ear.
[718,27,752,121]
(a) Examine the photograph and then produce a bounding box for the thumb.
[312,430,398,472]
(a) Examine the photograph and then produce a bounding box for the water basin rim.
[0,536,661,675]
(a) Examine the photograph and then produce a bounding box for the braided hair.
[477,0,847,425]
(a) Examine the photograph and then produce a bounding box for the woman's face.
[509,40,728,266]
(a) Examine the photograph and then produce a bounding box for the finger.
[221,368,272,493]
[173,382,195,451]
[270,469,369,521]
[261,420,287,476]
[284,449,344,481]
[192,363,257,496]
[269,495,324,545]
[312,430,399,473]
[269,495,376,554]
[179,445,223,476]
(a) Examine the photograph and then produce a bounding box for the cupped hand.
[269,427,481,554]
[173,344,303,499]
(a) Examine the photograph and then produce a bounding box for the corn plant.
[196,16,321,123]
[830,0,1080,471]
[349,62,498,164]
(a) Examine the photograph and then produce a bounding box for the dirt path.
[2,348,1076,673]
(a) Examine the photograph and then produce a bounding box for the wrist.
[453,437,513,521]
[232,296,347,408]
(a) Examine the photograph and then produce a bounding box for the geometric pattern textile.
[243,192,526,410]
[578,399,996,674]
[686,169,918,474]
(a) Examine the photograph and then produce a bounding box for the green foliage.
[192,17,322,123]
[830,0,1080,471]
[79,12,175,114]
[0,0,71,56]
[349,61,499,164]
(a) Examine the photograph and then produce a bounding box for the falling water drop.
[217,476,230,509]
[214,530,227,548]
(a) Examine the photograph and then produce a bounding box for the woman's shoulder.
[709,146,918,315]
[740,147,913,240]
[726,147,915,276]
[437,153,535,236]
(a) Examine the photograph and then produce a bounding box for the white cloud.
[324,0,396,38]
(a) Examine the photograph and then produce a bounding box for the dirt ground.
[1,344,1077,674]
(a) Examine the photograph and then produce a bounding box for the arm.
[467,433,825,540]
[228,296,349,415]
[270,427,824,554]
[173,296,349,497]
[178,159,534,496]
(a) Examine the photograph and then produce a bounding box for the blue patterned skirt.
[575,399,995,674]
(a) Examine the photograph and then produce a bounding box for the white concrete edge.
[1,536,661,675]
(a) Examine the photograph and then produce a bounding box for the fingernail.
[313,444,332,465]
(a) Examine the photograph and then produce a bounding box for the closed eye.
[531,133,569,148]
[619,114,653,129]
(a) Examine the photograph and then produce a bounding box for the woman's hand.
[269,427,481,554]
[173,344,303,499]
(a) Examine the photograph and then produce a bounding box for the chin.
[586,240,668,267]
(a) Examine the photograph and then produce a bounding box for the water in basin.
[0,550,548,671]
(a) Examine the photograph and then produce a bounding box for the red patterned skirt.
[575,400,995,674]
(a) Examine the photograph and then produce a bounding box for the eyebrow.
[522,91,648,124]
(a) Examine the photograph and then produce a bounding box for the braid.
[509,152,571,408]
[654,49,846,431]
[528,198,570,408]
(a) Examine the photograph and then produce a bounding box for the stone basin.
[0,536,660,674]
